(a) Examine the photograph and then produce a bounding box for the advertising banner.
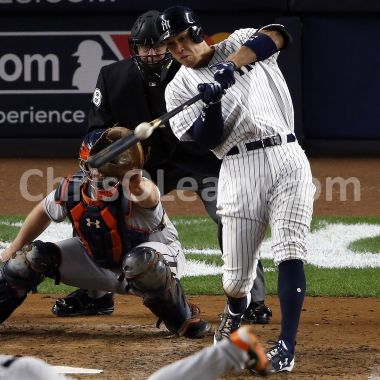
[0,31,131,138]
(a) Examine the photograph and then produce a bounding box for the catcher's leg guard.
[0,240,61,324]
[122,246,211,338]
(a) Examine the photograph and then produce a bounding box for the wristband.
[209,60,236,70]
[221,60,236,70]
[242,33,277,62]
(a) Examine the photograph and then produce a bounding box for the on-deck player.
[156,6,316,372]
[0,325,271,379]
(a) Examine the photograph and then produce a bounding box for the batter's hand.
[197,82,225,104]
[210,61,236,89]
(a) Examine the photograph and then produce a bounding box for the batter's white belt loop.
[279,132,289,146]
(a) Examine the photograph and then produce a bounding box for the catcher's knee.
[0,241,61,324]
[122,246,172,294]
[1,240,61,294]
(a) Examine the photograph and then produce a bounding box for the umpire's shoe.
[52,289,114,317]
[242,301,272,325]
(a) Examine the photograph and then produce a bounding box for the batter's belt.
[226,133,296,156]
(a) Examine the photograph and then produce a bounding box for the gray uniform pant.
[147,338,248,380]
[56,238,184,293]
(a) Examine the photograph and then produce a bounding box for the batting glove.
[197,83,225,104]
[209,61,236,89]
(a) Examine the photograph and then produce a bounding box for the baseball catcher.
[0,127,211,339]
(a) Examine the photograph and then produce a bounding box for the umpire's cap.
[157,6,203,44]
[130,10,161,45]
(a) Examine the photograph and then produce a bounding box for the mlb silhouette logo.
[0,32,131,94]
[0,32,131,137]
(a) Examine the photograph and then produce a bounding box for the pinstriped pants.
[217,142,315,298]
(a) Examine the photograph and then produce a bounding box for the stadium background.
[1,1,380,379]
[0,0,379,158]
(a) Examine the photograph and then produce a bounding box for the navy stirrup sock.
[278,259,306,353]
[227,295,248,315]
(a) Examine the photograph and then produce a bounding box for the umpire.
[52,10,271,324]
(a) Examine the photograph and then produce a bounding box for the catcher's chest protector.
[56,173,149,269]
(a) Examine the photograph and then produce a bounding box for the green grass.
[348,236,380,253]
[0,215,25,247]
[2,215,380,297]
[171,216,220,249]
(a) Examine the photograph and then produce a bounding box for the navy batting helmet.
[157,6,203,44]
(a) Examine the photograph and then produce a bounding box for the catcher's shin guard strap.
[178,303,201,336]
[155,303,202,336]
[143,278,194,335]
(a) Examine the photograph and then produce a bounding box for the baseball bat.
[87,92,203,169]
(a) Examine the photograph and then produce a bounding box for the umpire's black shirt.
[88,58,221,177]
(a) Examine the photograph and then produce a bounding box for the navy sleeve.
[188,102,224,149]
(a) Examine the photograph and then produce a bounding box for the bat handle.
[151,92,203,127]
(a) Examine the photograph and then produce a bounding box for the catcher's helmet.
[128,10,172,84]
[79,129,105,170]
[157,6,203,44]
[79,129,119,201]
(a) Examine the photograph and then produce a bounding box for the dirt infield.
[1,157,380,379]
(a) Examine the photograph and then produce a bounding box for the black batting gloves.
[210,61,236,90]
[197,82,225,104]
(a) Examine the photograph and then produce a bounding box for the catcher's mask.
[128,10,173,84]
[78,130,119,201]
[88,171,119,201]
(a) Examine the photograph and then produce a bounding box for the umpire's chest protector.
[55,173,149,269]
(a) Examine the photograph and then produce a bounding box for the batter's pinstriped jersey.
[165,25,315,286]
[165,28,294,159]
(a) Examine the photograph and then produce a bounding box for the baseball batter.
[0,127,211,339]
[156,6,316,372]
[0,325,271,380]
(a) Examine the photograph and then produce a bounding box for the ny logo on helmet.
[86,218,100,228]
[161,19,170,31]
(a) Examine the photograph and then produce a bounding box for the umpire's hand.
[197,83,225,104]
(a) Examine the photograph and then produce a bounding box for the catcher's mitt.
[88,125,145,180]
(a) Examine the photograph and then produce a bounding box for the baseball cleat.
[230,326,272,376]
[52,289,114,317]
[242,302,272,325]
[214,302,242,344]
[184,319,212,339]
[266,339,295,372]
